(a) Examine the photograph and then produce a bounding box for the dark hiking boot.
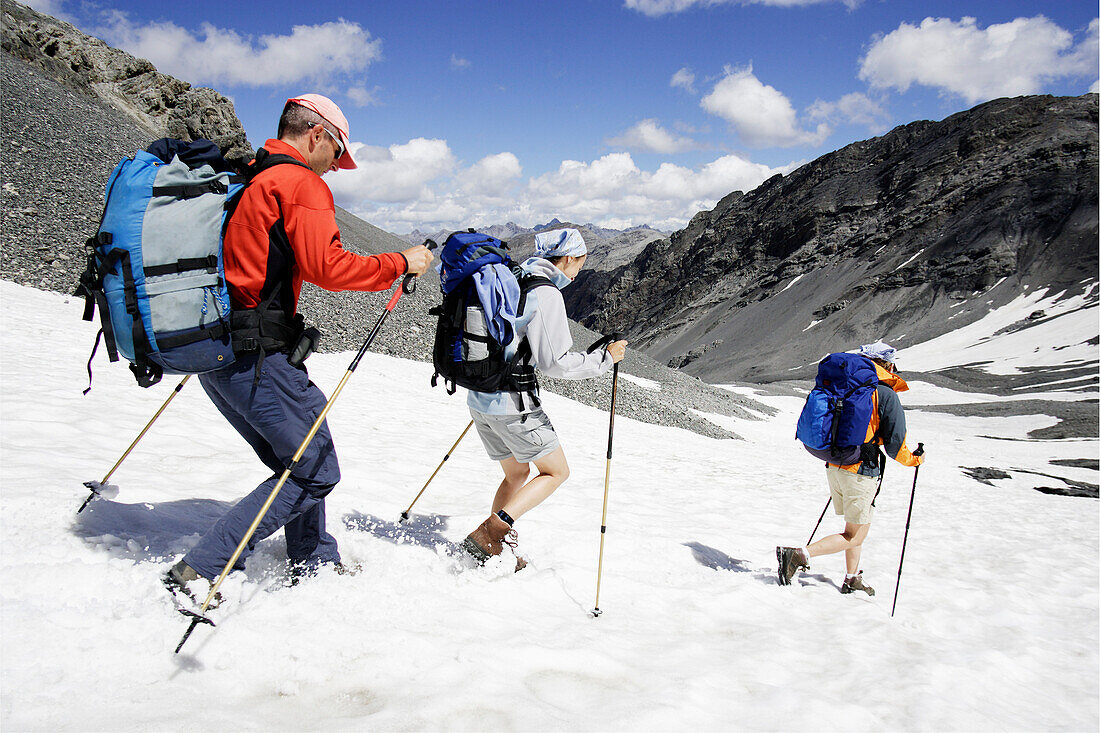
[841,571,875,596]
[286,560,359,587]
[163,560,221,607]
[776,546,809,586]
[462,513,512,565]
[333,561,361,576]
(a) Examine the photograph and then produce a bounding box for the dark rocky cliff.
[1,0,251,160]
[566,94,1099,382]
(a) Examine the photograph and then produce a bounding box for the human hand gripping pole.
[174,241,437,655]
[588,331,624,618]
[891,442,925,618]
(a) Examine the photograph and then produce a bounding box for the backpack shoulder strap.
[245,147,312,180]
[515,271,555,316]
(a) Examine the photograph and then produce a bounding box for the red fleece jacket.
[223,139,406,312]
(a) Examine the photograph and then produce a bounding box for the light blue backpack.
[77,139,242,389]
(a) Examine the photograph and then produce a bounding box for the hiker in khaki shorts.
[778,342,924,595]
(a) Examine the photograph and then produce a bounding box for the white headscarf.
[860,341,897,364]
[534,228,587,258]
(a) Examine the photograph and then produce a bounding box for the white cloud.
[807,92,892,133]
[451,55,471,70]
[328,138,456,203]
[671,67,697,93]
[97,13,382,89]
[701,66,830,147]
[606,119,698,154]
[347,86,381,107]
[332,142,796,233]
[21,0,64,15]
[462,153,523,197]
[860,16,1100,103]
[625,0,860,18]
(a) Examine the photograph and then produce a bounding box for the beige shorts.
[826,465,878,524]
[470,407,560,463]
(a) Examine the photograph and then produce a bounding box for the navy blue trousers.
[184,353,341,579]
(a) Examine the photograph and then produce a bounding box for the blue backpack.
[429,230,552,401]
[795,352,879,464]
[77,139,243,390]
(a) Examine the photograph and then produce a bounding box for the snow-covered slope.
[1,282,1096,731]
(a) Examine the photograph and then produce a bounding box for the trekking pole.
[808,451,884,546]
[588,332,623,618]
[77,374,192,513]
[399,419,474,523]
[175,247,435,654]
[891,443,924,618]
[805,498,831,546]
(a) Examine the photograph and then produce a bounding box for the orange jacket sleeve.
[282,173,406,293]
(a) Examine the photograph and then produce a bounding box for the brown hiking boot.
[776,546,809,586]
[462,513,512,564]
[841,571,875,596]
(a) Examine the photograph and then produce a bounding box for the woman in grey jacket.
[462,228,627,569]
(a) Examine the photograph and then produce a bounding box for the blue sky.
[29,0,1099,233]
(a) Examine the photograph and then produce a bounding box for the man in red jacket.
[165,94,433,594]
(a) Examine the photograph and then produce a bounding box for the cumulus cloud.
[860,16,1100,103]
[606,119,698,154]
[701,66,830,147]
[671,67,697,93]
[461,153,523,197]
[625,0,861,18]
[807,92,892,133]
[327,138,456,203]
[97,13,381,88]
[21,0,65,15]
[450,54,471,70]
[331,141,796,233]
[347,86,381,107]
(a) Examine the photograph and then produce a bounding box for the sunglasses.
[308,122,345,160]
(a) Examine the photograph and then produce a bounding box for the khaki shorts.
[826,465,878,524]
[470,408,560,463]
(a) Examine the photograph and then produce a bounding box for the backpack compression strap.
[509,273,556,412]
[828,378,878,460]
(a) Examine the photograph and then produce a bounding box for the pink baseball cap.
[285,93,357,170]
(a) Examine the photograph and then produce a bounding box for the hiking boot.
[462,513,512,565]
[841,571,875,596]
[163,559,222,607]
[286,560,359,586]
[776,546,809,586]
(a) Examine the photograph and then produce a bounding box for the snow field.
[0,282,1096,731]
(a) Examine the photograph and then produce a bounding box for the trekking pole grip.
[914,442,924,457]
[586,331,624,354]
[401,239,438,295]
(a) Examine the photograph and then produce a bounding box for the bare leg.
[499,447,570,520]
[491,457,531,514]
[807,522,870,573]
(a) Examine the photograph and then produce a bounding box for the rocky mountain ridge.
[566,93,1099,382]
[1,0,251,161]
